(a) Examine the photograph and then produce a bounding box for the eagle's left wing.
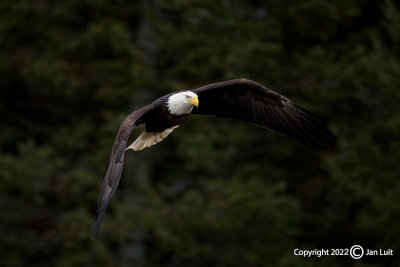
[192,78,336,151]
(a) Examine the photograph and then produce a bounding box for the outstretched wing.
[192,78,336,150]
[91,105,153,241]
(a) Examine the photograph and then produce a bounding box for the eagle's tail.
[126,125,179,151]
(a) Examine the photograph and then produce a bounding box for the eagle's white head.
[167,91,199,115]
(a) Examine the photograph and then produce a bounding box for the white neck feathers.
[167,92,197,115]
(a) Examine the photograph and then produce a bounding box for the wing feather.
[91,105,153,241]
[192,78,336,150]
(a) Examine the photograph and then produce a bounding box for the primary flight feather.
[91,78,336,240]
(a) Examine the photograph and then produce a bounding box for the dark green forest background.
[1,0,399,266]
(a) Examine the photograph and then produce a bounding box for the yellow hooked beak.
[187,96,199,107]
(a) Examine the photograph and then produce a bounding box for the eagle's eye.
[185,95,191,100]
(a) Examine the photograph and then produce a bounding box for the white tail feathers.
[126,126,179,151]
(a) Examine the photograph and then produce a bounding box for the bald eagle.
[91,78,336,240]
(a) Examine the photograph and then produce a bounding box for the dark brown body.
[142,94,191,132]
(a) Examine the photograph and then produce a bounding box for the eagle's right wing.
[91,105,153,241]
